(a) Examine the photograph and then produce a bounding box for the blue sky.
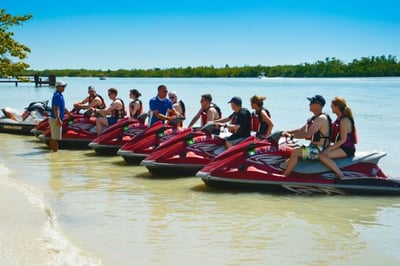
[3,0,400,70]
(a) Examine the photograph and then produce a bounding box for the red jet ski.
[88,115,148,155]
[31,117,50,137]
[197,131,400,195]
[38,115,97,149]
[117,120,186,164]
[31,107,85,137]
[141,123,253,176]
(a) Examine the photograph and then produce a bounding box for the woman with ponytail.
[319,96,357,179]
[250,95,274,139]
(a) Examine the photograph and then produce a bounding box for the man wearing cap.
[49,81,73,152]
[73,86,107,116]
[282,95,331,177]
[215,96,251,148]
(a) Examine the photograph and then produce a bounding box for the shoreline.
[0,164,101,266]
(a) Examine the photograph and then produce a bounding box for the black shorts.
[341,146,355,157]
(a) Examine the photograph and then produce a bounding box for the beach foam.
[0,163,102,266]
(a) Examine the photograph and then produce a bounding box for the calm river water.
[1,77,400,265]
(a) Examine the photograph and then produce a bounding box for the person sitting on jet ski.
[187,93,221,129]
[148,85,183,127]
[94,88,126,135]
[214,96,251,149]
[168,91,185,127]
[129,89,143,119]
[73,86,107,117]
[250,95,274,139]
[282,95,331,177]
[319,97,357,179]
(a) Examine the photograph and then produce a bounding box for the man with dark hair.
[95,88,126,135]
[148,85,182,126]
[188,93,221,128]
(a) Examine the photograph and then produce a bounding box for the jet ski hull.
[0,120,38,135]
[199,172,400,195]
[88,118,148,155]
[141,160,204,176]
[38,134,92,149]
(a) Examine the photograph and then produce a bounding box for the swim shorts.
[301,144,323,160]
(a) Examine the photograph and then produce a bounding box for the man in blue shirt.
[149,85,182,126]
[49,81,73,152]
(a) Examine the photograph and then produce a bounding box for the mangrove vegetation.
[20,55,400,78]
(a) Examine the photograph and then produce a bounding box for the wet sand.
[0,166,101,266]
[0,173,53,265]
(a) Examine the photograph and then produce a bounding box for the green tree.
[0,9,32,77]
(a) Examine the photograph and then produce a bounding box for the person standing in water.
[49,81,73,152]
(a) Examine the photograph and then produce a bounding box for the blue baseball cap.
[307,95,326,106]
[228,96,242,106]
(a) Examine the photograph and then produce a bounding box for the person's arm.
[214,116,230,124]
[211,116,229,133]
[283,124,307,138]
[292,117,324,139]
[96,101,121,115]
[226,111,249,133]
[74,97,90,108]
[53,105,62,126]
[83,97,101,110]
[65,107,73,117]
[169,106,183,118]
[214,117,231,130]
[188,109,201,127]
[153,109,171,121]
[225,124,239,133]
[215,113,236,131]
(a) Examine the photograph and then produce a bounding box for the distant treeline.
[20,55,400,78]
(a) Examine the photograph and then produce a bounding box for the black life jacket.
[130,99,143,118]
[178,100,186,116]
[255,108,271,135]
[112,98,126,119]
[88,94,106,109]
[306,113,331,146]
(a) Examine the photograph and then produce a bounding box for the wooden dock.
[33,75,56,87]
[0,79,19,86]
[0,75,57,87]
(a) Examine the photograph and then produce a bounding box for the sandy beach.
[0,167,52,265]
[0,164,101,266]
